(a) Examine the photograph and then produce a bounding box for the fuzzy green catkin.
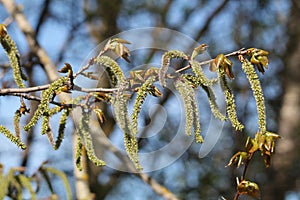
[105,67,118,87]
[190,60,214,86]
[111,85,132,135]
[42,106,62,147]
[24,77,68,131]
[190,90,203,143]
[0,125,26,149]
[42,115,55,146]
[79,111,106,166]
[218,68,244,131]
[41,106,61,136]
[200,85,227,121]
[159,50,187,87]
[43,167,72,200]
[54,108,71,150]
[132,76,156,135]
[14,111,22,139]
[175,79,194,136]
[241,59,266,133]
[111,82,142,170]
[124,132,142,170]
[75,136,83,171]
[0,24,27,88]
[18,174,36,200]
[183,74,226,120]
[95,56,126,84]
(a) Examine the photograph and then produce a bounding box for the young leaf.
[191,44,208,60]
[104,38,131,63]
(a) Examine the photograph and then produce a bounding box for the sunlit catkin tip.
[0,24,7,37]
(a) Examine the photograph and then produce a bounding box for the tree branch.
[0,84,117,95]
[175,48,246,73]
[0,1,180,199]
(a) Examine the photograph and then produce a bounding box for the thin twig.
[73,48,107,79]
[0,84,51,94]
[233,192,240,200]
[0,83,117,95]
[73,85,118,93]
[1,92,70,107]
[175,48,246,73]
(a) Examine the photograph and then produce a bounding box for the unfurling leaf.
[237,179,260,199]
[104,38,131,63]
[246,48,269,74]
[245,136,259,154]
[213,54,234,79]
[58,63,74,86]
[93,108,106,123]
[191,44,208,60]
[226,151,249,168]
[254,131,281,167]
